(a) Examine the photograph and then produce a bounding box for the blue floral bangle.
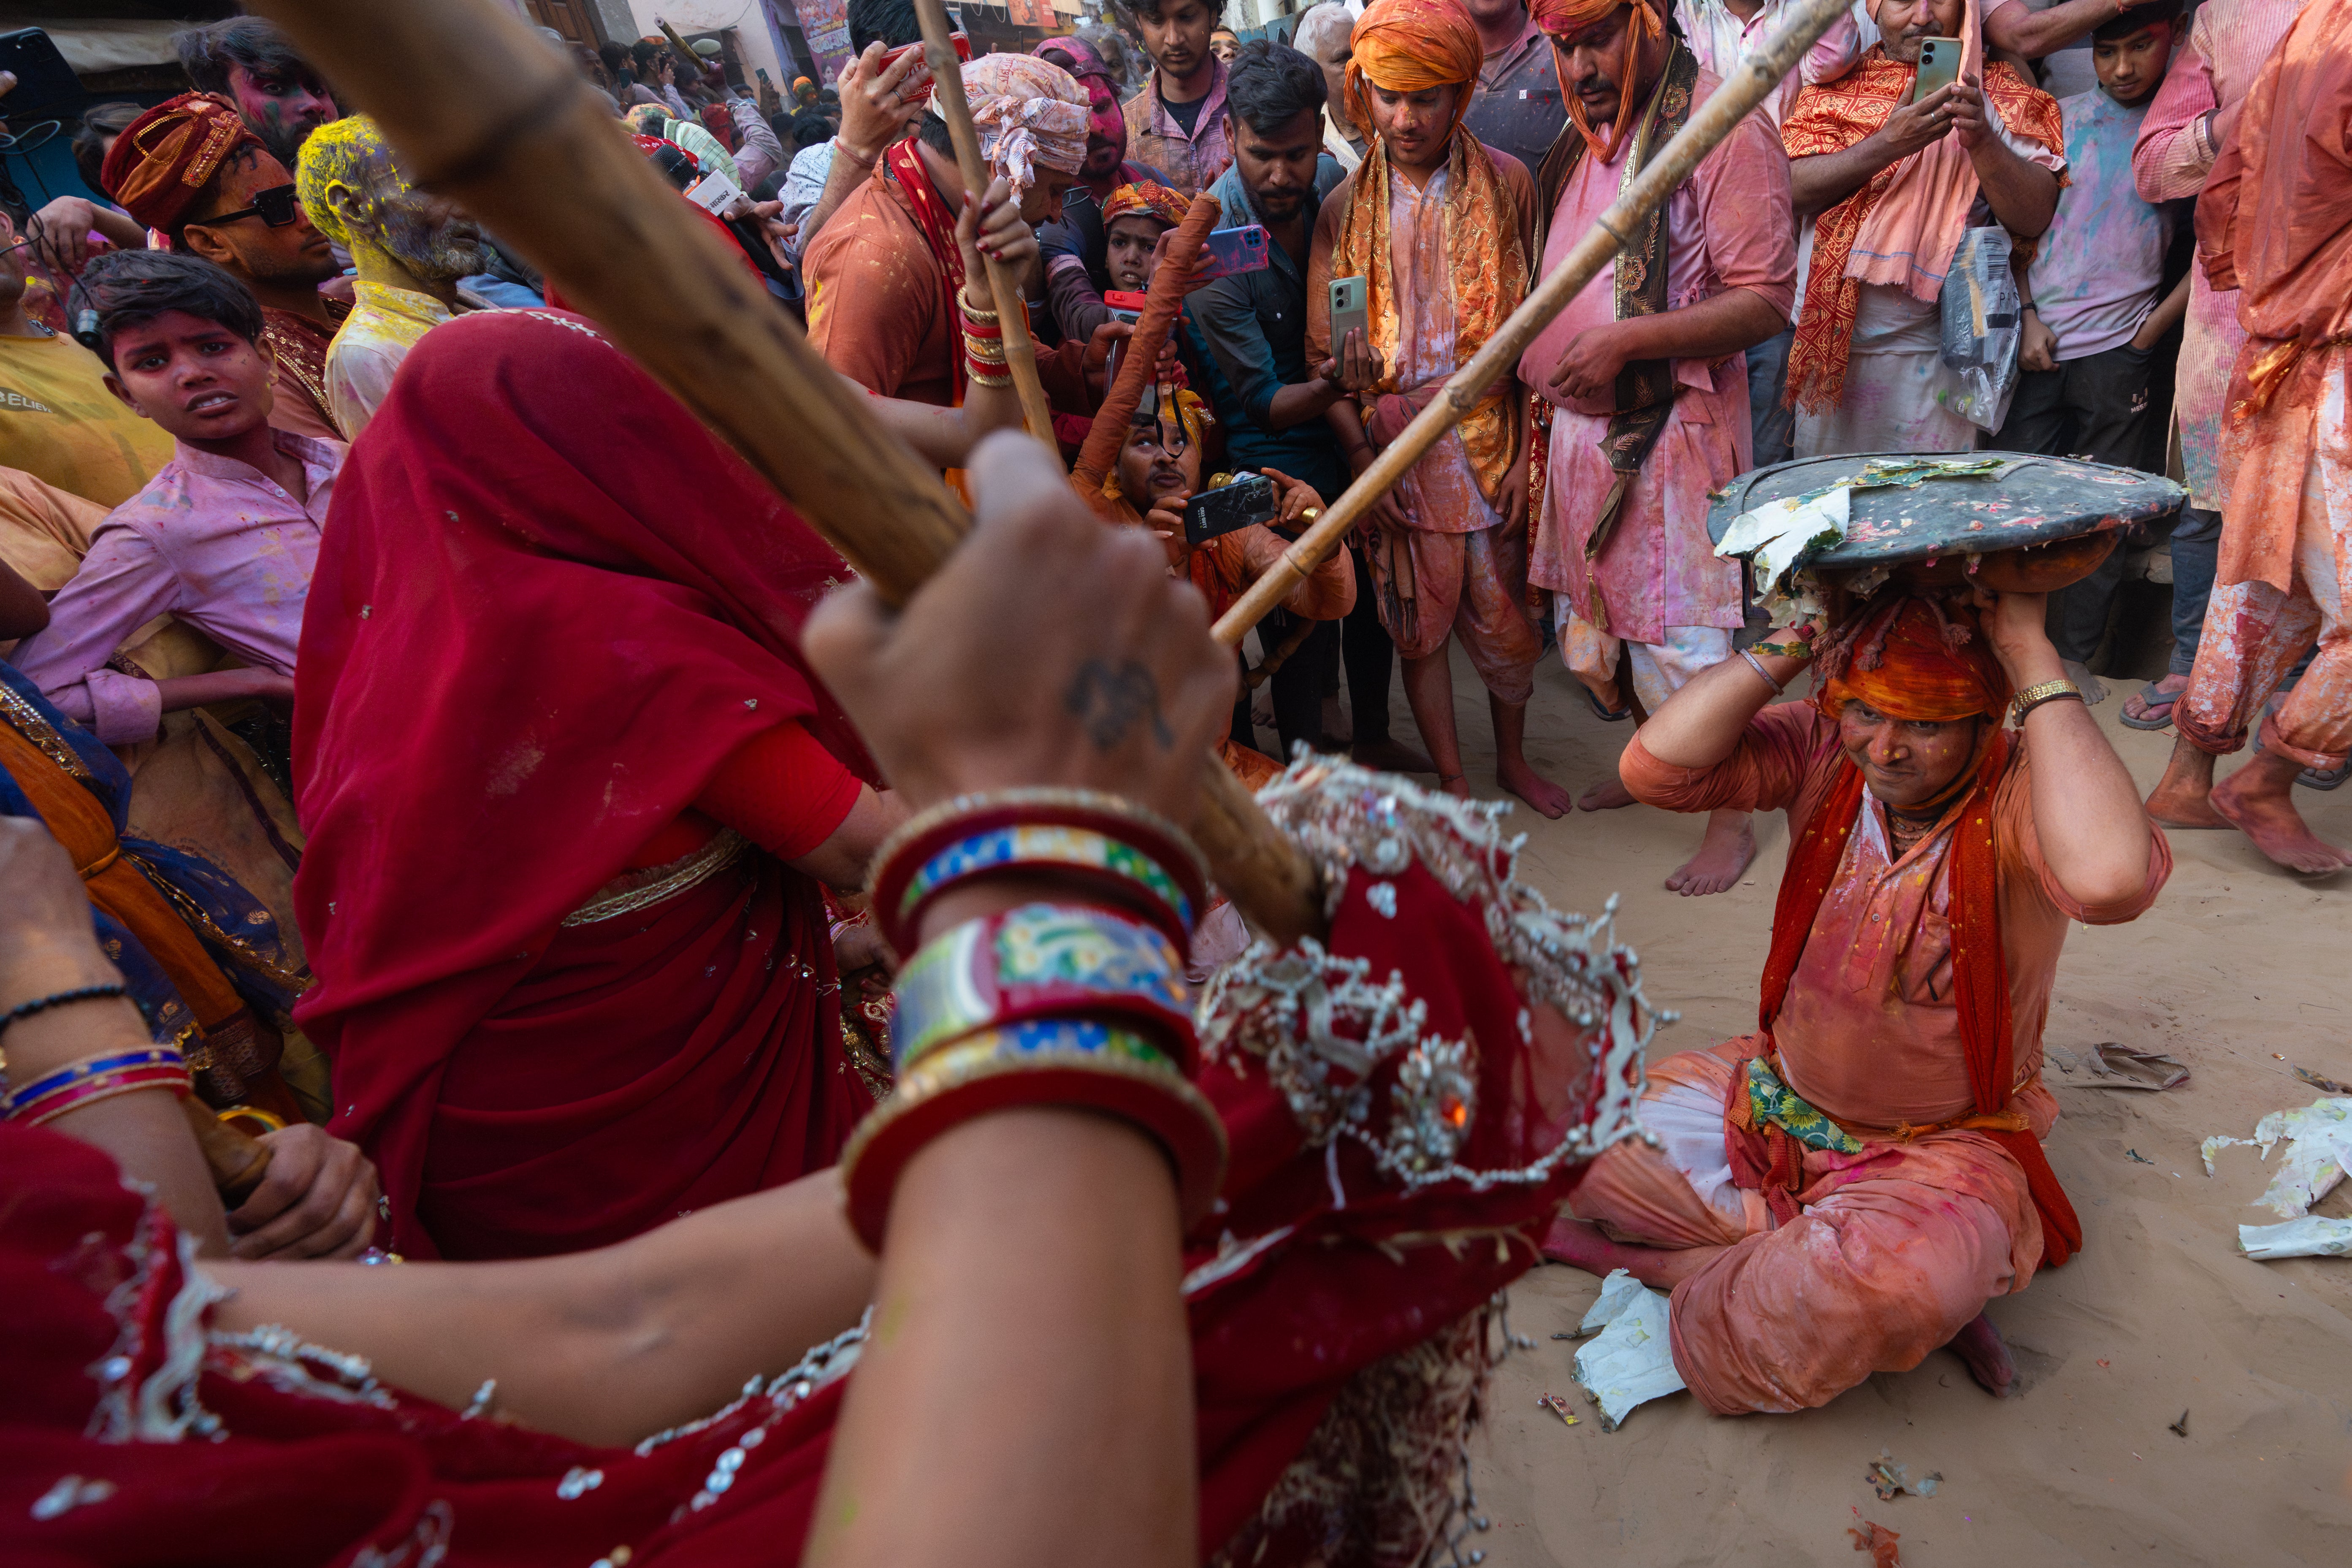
[890,903,1194,1072]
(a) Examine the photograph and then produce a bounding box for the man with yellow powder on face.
[295,115,489,439]
[1307,0,1569,821]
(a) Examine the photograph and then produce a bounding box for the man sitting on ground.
[101,92,346,444]
[295,114,488,438]
[11,252,338,763]
[1547,585,2170,1412]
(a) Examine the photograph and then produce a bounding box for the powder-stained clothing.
[10,432,341,744]
[259,307,343,444]
[2173,0,2352,768]
[0,464,109,597]
[1460,14,1567,176]
[1674,0,1867,127]
[1521,66,1794,645]
[2131,0,2308,508]
[2030,90,2172,362]
[1573,705,2170,1413]
[0,333,176,507]
[324,281,458,440]
[1122,61,1233,197]
[1361,520,1543,702]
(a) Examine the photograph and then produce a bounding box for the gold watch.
[2007,677,2081,726]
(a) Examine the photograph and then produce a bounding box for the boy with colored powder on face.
[1119,0,1237,195]
[1997,2,2188,703]
[10,252,340,754]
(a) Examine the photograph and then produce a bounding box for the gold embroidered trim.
[561,829,751,927]
[0,680,92,780]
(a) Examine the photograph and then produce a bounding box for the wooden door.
[526,0,602,47]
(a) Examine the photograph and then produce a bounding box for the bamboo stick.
[1209,0,1856,648]
[913,0,1060,444]
[244,0,1325,943]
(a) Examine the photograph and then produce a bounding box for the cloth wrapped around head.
[937,53,1091,198]
[100,92,262,234]
[1034,33,1117,91]
[1102,180,1192,232]
[1813,592,2013,722]
[1344,0,1485,144]
[1530,0,1667,161]
[1098,385,1214,506]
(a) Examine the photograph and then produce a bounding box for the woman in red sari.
[290,307,909,1261]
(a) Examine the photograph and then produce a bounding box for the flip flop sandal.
[1586,688,1632,724]
[2119,681,2181,731]
[2298,758,2352,791]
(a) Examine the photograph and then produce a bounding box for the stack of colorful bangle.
[840,790,1226,1249]
[960,296,1013,390]
[1,1044,191,1127]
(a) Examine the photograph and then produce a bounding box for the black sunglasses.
[196,183,303,229]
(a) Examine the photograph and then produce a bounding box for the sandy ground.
[1363,650,2352,1566]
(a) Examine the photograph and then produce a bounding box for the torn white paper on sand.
[1572,1269,1684,1429]
[2200,1097,2352,1219]
[2240,1216,2352,1260]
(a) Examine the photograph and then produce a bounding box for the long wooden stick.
[1209,0,1856,647]
[914,0,1059,444]
[245,0,1323,943]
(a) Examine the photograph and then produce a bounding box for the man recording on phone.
[1189,41,1429,774]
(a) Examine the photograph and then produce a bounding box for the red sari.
[292,309,879,1261]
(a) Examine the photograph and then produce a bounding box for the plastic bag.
[1939,226,2021,432]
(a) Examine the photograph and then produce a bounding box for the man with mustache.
[294,115,487,439]
[1519,0,1795,896]
[99,93,346,444]
[1550,586,2168,1415]
[1310,0,1568,818]
[1781,0,2066,458]
[171,17,342,170]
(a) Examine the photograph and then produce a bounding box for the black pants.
[1230,610,1337,764]
[1996,341,2157,663]
[1340,541,1395,746]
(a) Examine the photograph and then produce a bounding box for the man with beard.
[1781,0,2065,457]
[294,116,485,439]
[1119,0,1235,195]
[1520,0,1794,896]
[171,17,342,170]
[99,94,346,444]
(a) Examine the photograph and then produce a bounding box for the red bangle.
[19,1064,192,1126]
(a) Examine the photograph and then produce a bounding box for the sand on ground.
[1358,650,2352,1565]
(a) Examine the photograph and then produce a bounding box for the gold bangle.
[959,297,1000,324]
[966,365,1013,387]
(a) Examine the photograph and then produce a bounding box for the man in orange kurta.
[2142,0,2352,875]
[1548,588,2170,1414]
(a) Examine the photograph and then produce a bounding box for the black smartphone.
[1183,474,1280,547]
[0,29,87,124]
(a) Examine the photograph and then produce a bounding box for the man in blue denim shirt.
[1191,41,1431,774]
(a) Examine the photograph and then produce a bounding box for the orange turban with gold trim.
[99,92,262,235]
[1815,594,2013,723]
[1344,0,1485,143]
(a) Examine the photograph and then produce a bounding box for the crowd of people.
[1,0,2348,1557]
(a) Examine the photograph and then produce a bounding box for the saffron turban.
[99,92,262,234]
[1101,181,1192,232]
[1529,0,1667,160]
[1816,594,2013,723]
[938,54,1091,197]
[1344,0,1485,142]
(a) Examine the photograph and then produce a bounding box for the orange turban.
[100,92,262,235]
[1101,181,1192,233]
[1529,0,1666,160]
[1815,594,2013,723]
[1344,0,1485,144]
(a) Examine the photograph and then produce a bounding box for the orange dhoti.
[1569,1039,2050,1415]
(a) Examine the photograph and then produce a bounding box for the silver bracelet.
[1740,648,1784,696]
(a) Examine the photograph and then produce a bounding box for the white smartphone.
[1328,276,1369,355]
[683,167,747,218]
[1911,37,1963,104]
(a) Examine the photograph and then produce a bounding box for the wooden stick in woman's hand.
[913,0,1058,444]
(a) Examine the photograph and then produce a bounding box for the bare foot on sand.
[1665,811,1756,896]
[1579,777,1637,811]
[1945,1312,2015,1397]
[2210,751,2352,874]
[1351,737,1436,775]
[2146,738,2227,829]
[1437,772,1474,802]
[1499,756,1572,819]
[1541,1215,1723,1290]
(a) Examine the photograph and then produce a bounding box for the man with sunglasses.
[99,94,346,443]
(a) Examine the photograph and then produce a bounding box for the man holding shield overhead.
[1782,0,2066,457]
[1520,0,1797,895]
[1550,586,2169,1414]
[1309,0,1569,819]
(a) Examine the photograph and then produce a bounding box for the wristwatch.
[2008,678,2083,726]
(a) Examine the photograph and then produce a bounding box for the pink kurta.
[1521,75,1796,645]
[1567,706,2172,1414]
[2131,0,2309,509]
